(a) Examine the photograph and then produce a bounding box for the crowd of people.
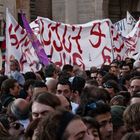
[0,57,140,140]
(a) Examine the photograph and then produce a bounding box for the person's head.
[96,70,106,86]
[109,65,119,77]
[133,60,140,72]
[103,80,120,98]
[8,98,30,120]
[69,76,85,104]
[24,71,37,81]
[110,95,125,106]
[10,59,20,72]
[32,80,48,98]
[130,92,140,105]
[45,77,58,94]
[80,86,111,105]
[62,64,74,77]
[35,108,93,140]
[111,105,127,140]
[23,79,36,101]
[56,95,72,111]
[0,114,24,138]
[31,92,60,120]
[120,63,131,77]
[122,132,140,140]
[82,116,101,140]
[77,100,113,140]
[123,103,140,132]
[56,80,72,99]
[44,63,58,79]
[118,91,131,106]
[129,76,140,96]
[1,79,20,97]
[85,79,98,88]
[90,67,98,80]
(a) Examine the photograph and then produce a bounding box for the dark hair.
[85,79,98,87]
[24,72,37,81]
[0,76,8,89]
[23,79,36,92]
[36,108,79,140]
[82,116,100,130]
[80,86,111,105]
[70,76,85,95]
[10,59,20,71]
[80,86,98,105]
[123,103,140,131]
[103,80,120,93]
[122,132,140,140]
[118,91,131,106]
[62,64,73,73]
[102,73,118,84]
[1,79,18,95]
[57,79,72,91]
[25,118,41,139]
[31,92,61,110]
[0,114,10,130]
[32,80,47,89]
[130,76,140,83]
[77,100,111,117]
[132,92,140,98]
[44,63,57,77]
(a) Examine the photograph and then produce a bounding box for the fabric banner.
[5,9,41,74]
[126,11,136,35]
[114,18,127,36]
[124,19,140,60]
[36,17,126,69]
[5,10,128,71]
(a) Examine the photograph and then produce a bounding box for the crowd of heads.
[1,58,140,140]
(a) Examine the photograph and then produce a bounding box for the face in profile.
[64,118,94,140]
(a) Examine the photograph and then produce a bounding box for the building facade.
[0,0,140,36]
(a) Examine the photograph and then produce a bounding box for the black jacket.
[0,93,15,107]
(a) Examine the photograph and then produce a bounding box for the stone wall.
[52,0,109,24]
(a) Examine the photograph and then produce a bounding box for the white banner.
[114,18,127,36]
[36,17,126,69]
[5,10,128,71]
[126,11,136,35]
[5,9,41,74]
[124,20,140,59]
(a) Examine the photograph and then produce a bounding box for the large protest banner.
[5,10,127,71]
[5,9,41,74]
[124,19,140,59]
[36,17,126,69]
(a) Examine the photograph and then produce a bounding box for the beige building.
[0,0,140,36]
